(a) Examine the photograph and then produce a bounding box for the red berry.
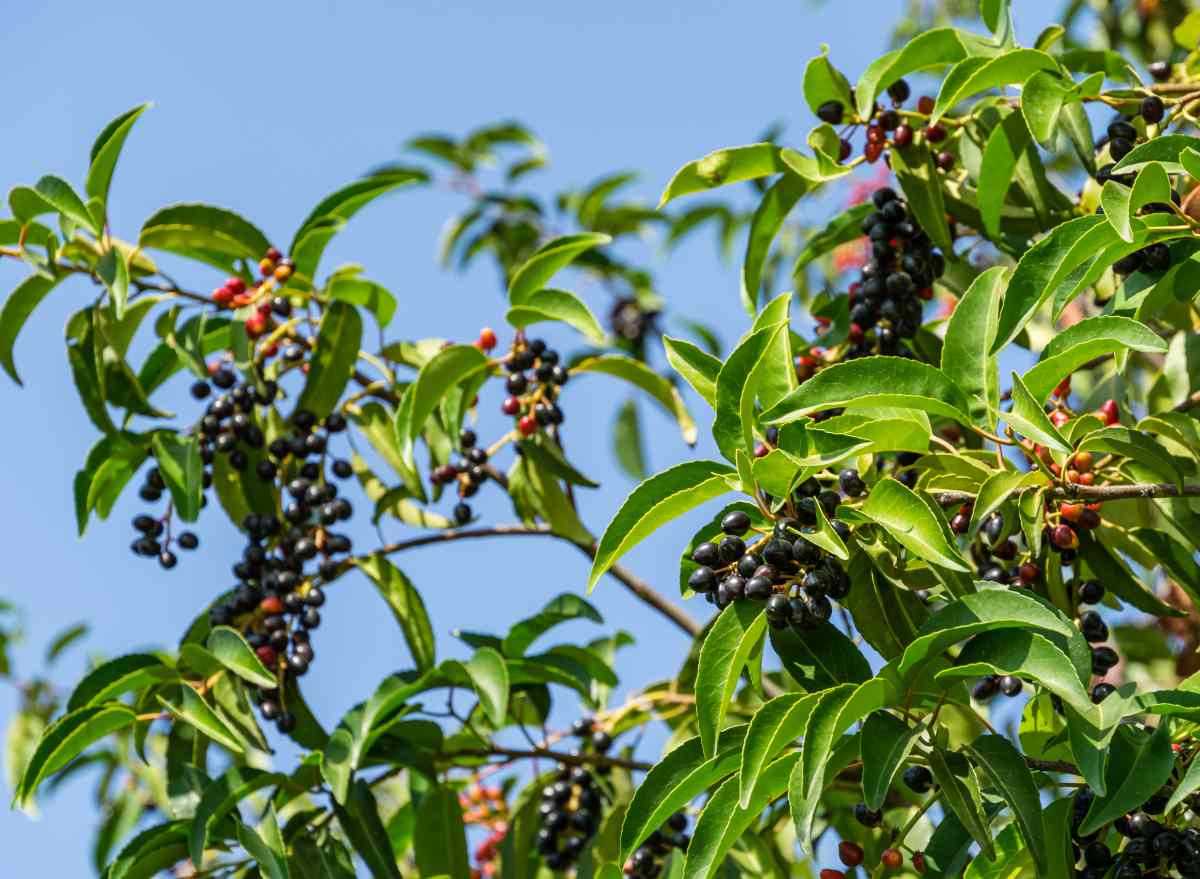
[255,645,277,667]
[848,323,864,343]
[838,841,864,867]
[1053,375,1072,398]
[935,151,955,171]
[912,851,927,873]
[881,848,903,869]
[924,123,947,143]
[260,595,284,615]
[866,125,886,144]
[1099,398,1119,425]
[865,142,884,163]
[1060,503,1083,523]
[893,123,913,148]
[838,138,852,161]
[917,286,933,300]
[1051,523,1078,550]
[950,512,970,534]
[917,96,935,115]
[1050,409,1069,427]
[1019,562,1040,582]
[212,286,234,306]
[478,327,498,350]
[245,313,267,339]
[518,415,537,436]
[819,871,846,879]
[225,277,247,296]
[259,257,276,277]
[501,396,521,416]
[265,247,282,262]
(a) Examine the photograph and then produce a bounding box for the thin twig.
[440,746,653,772]
[932,482,1200,507]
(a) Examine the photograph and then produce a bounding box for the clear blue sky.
[0,2,1058,872]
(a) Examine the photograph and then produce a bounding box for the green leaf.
[105,822,190,879]
[891,144,953,251]
[502,593,602,657]
[1111,134,1200,175]
[803,47,854,115]
[619,725,748,862]
[861,478,970,571]
[15,703,138,805]
[206,626,277,689]
[139,203,271,270]
[992,214,1109,352]
[0,273,64,385]
[899,589,1084,680]
[572,355,696,445]
[696,601,767,756]
[334,780,404,879]
[66,654,174,712]
[326,277,397,328]
[396,343,489,454]
[860,711,921,811]
[763,357,972,426]
[791,686,858,854]
[928,745,995,862]
[151,433,203,522]
[87,103,150,204]
[413,785,470,879]
[855,28,971,119]
[685,752,798,879]
[36,175,101,235]
[963,823,1032,879]
[189,766,287,867]
[966,735,1047,874]
[97,247,130,318]
[357,556,436,671]
[659,144,785,207]
[979,113,1036,239]
[1102,162,1172,243]
[506,287,607,345]
[737,694,818,808]
[739,174,809,314]
[158,686,246,754]
[238,804,290,879]
[1000,372,1070,453]
[507,232,611,304]
[967,469,1044,537]
[1077,427,1182,488]
[932,49,1058,122]
[941,266,1006,427]
[1022,315,1167,403]
[1021,71,1071,148]
[662,336,719,409]
[1079,722,1173,835]
[291,301,362,422]
[936,629,1092,715]
[711,324,786,461]
[768,621,870,691]
[588,460,734,592]
[463,647,509,727]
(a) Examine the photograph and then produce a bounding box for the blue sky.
[0,1,1059,872]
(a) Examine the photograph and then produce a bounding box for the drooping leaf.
[861,478,970,571]
[855,28,972,119]
[1000,372,1070,453]
[966,735,1047,874]
[506,287,608,345]
[860,711,922,811]
[158,686,246,754]
[16,703,139,806]
[662,336,719,409]
[291,301,362,422]
[695,601,767,757]
[941,266,1006,427]
[326,277,397,328]
[1078,722,1174,835]
[0,273,64,385]
[36,175,101,235]
[139,203,271,270]
[206,626,277,689]
[928,745,995,862]
[188,766,287,867]
[66,654,175,712]
[413,785,471,879]
[334,780,404,879]
[739,174,809,313]
[659,144,784,207]
[357,556,437,671]
[736,693,817,808]
[151,433,203,522]
[931,49,1059,123]
[508,233,611,305]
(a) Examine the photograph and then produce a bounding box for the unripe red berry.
[501,396,521,416]
[917,286,934,300]
[1060,502,1083,523]
[1099,398,1119,425]
[865,142,883,163]
[478,327,497,350]
[819,871,846,879]
[1053,375,1071,398]
[917,95,935,115]
[1072,450,1093,473]
[245,313,268,338]
[893,123,913,148]
[517,415,538,436]
[924,123,947,143]
[881,848,903,869]
[1019,562,1040,582]
[260,595,284,615]
[912,851,926,873]
[273,263,293,282]
[866,125,886,144]
[838,841,864,867]
[212,286,234,306]
[1050,409,1070,427]
[255,645,277,667]
[935,151,955,171]
[1051,523,1078,550]
[259,257,276,277]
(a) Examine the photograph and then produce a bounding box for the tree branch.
[440,746,652,772]
[369,524,702,638]
[933,482,1200,507]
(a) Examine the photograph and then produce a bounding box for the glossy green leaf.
[572,355,696,445]
[1079,722,1173,835]
[979,113,1035,239]
[659,144,784,207]
[711,323,785,461]
[1077,535,1184,618]
[855,28,971,119]
[508,233,611,305]
[502,593,602,657]
[15,702,138,806]
[967,735,1047,874]
[506,287,607,345]
[1021,71,1071,147]
[739,174,809,313]
[189,766,287,866]
[941,266,1006,427]
[792,203,873,273]
[769,621,870,691]
[1000,372,1070,453]
[150,433,203,522]
[763,357,972,426]
[891,143,953,251]
[326,277,397,327]
[662,335,719,409]
[1077,427,1182,488]
[36,175,100,234]
[861,478,970,571]
[237,804,290,879]
[0,273,64,385]
[619,725,748,862]
[967,469,1044,537]
[206,626,277,689]
[414,785,470,879]
[139,203,271,270]
[588,460,734,591]
[357,555,436,671]
[86,103,150,204]
[696,601,767,756]
[159,686,246,754]
[860,711,921,811]
[937,629,1092,714]
[291,301,362,422]
[1111,134,1200,175]
[1023,315,1167,402]
[334,780,404,879]
[928,745,995,862]
[802,47,854,115]
[737,693,817,807]
[97,247,130,318]
[66,653,174,712]
[932,49,1058,123]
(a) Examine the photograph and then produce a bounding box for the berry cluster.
[129,481,200,569]
[815,78,956,172]
[1069,787,1200,878]
[500,336,568,438]
[463,783,508,879]
[686,472,860,628]
[205,408,355,733]
[431,428,492,525]
[209,247,295,340]
[535,720,612,872]
[846,187,944,355]
[623,812,689,878]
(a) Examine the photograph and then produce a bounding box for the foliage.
[5,1,1200,877]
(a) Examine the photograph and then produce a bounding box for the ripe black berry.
[692,542,720,567]
[817,100,844,125]
[903,764,933,793]
[688,567,717,593]
[1079,579,1104,604]
[720,510,751,535]
[853,803,882,828]
[1141,96,1165,124]
[838,469,865,497]
[177,531,199,550]
[887,78,910,103]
